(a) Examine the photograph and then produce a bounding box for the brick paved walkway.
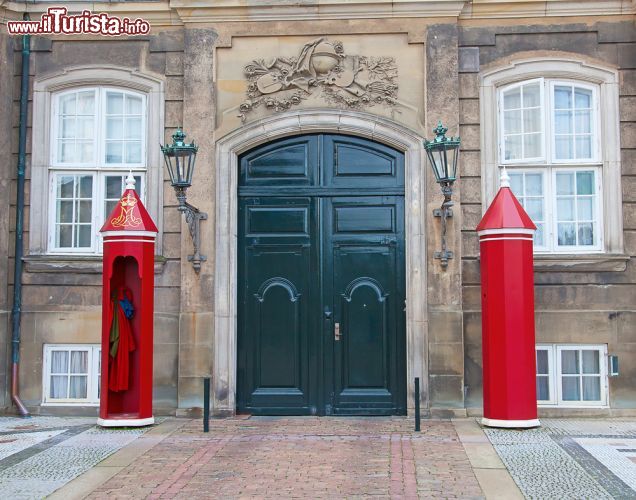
[86,417,484,499]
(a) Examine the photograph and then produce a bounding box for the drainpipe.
[10,14,31,417]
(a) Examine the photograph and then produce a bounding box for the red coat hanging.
[108,287,136,392]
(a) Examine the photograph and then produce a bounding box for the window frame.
[480,57,623,257]
[42,344,101,406]
[30,66,165,257]
[536,344,608,408]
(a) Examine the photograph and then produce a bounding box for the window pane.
[556,173,574,195]
[125,142,142,164]
[577,223,594,246]
[105,200,118,217]
[127,117,143,140]
[558,223,576,246]
[526,199,543,220]
[76,117,94,139]
[575,136,592,159]
[575,88,592,109]
[582,350,600,374]
[57,224,72,247]
[59,141,76,163]
[79,176,93,198]
[77,91,95,114]
[509,173,523,193]
[555,135,572,160]
[58,176,74,198]
[69,376,88,399]
[106,142,123,164]
[50,375,68,399]
[505,110,522,134]
[60,94,76,115]
[537,376,550,401]
[562,377,580,401]
[523,83,541,108]
[107,118,124,140]
[534,224,545,247]
[576,172,594,195]
[70,351,88,374]
[526,174,543,196]
[561,350,580,374]
[504,135,522,161]
[536,350,549,375]
[126,95,143,115]
[524,133,541,158]
[77,200,92,223]
[504,87,521,109]
[77,225,92,248]
[582,377,600,401]
[555,110,572,134]
[57,200,73,223]
[575,110,591,134]
[106,176,123,198]
[107,92,124,114]
[557,198,575,221]
[578,198,593,220]
[51,350,69,373]
[61,118,75,139]
[524,108,541,133]
[554,86,572,109]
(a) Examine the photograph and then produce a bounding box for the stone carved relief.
[238,38,398,122]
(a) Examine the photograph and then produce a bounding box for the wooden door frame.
[213,109,428,416]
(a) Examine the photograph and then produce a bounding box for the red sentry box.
[476,172,540,429]
[98,177,157,427]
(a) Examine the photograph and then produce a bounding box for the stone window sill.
[533,254,630,272]
[23,255,168,274]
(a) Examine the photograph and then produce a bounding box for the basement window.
[536,344,608,407]
[42,344,101,405]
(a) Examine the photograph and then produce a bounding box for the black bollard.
[414,377,421,432]
[203,377,210,433]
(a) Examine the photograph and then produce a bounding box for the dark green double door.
[237,134,406,415]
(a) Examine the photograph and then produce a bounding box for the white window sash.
[536,345,557,405]
[499,78,546,165]
[43,344,101,405]
[507,168,550,252]
[555,344,608,407]
[100,88,147,169]
[548,80,600,165]
[550,167,603,253]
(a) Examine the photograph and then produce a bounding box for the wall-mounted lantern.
[161,128,207,273]
[424,121,461,269]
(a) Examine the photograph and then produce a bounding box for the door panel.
[238,197,316,414]
[326,197,405,415]
[238,134,405,416]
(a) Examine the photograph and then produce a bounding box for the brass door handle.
[335,322,341,341]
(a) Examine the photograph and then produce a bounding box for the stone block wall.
[5,30,186,412]
[458,21,636,411]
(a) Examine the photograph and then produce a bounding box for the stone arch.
[212,109,429,415]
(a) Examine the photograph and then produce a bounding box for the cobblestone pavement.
[0,416,148,499]
[87,417,485,499]
[484,419,636,500]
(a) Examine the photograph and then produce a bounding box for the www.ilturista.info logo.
[7,7,150,36]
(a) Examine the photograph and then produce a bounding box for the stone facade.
[0,1,634,417]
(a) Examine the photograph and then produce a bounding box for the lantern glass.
[161,129,198,189]
[424,122,461,185]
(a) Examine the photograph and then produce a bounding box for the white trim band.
[477,228,535,236]
[102,231,157,237]
[480,237,534,242]
[97,417,155,427]
[481,417,541,428]
[103,239,156,244]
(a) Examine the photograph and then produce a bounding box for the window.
[500,78,602,253]
[43,344,101,405]
[48,87,147,254]
[535,344,608,407]
[481,58,624,257]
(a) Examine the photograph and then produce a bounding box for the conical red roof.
[100,187,158,233]
[476,186,536,232]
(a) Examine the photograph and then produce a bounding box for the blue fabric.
[119,298,135,319]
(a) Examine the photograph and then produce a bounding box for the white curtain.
[69,351,88,399]
[50,351,68,399]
